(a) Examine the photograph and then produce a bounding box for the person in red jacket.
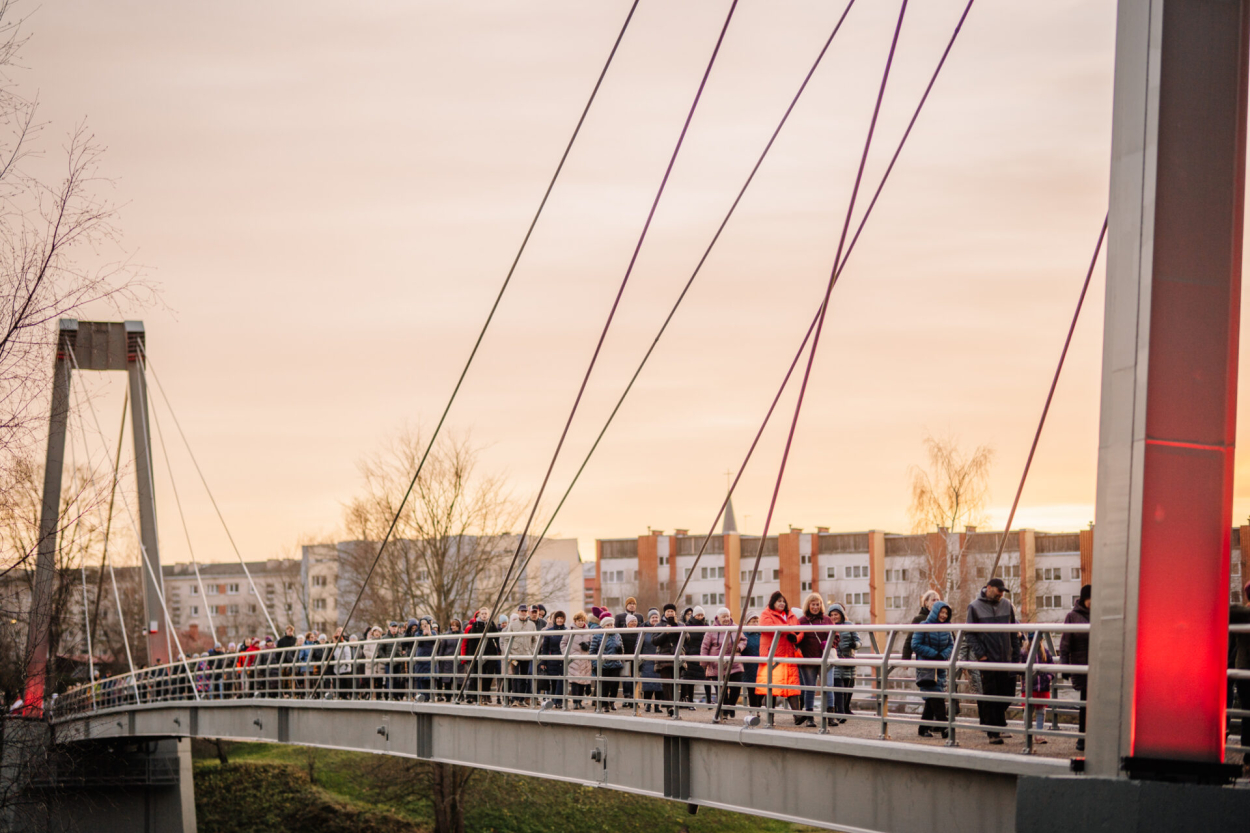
[756,591,803,724]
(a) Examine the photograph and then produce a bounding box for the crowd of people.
[69,582,1119,747]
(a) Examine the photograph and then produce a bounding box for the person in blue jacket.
[910,600,953,738]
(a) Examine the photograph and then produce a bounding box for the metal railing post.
[878,630,898,740]
[946,630,964,747]
[1023,630,1041,754]
[818,626,836,734]
[764,631,779,728]
[672,633,685,721]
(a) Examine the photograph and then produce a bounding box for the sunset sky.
[23,0,1241,567]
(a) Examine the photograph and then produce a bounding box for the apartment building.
[595,522,1250,624]
[302,535,583,633]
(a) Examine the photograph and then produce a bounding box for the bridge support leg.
[1,724,196,833]
[1090,0,1248,782]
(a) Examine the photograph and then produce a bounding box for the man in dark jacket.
[276,626,299,697]
[1060,584,1091,751]
[651,603,683,715]
[615,597,640,705]
[901,590,940,663]
[966,578,1021,743]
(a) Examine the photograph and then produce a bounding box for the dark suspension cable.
[494,0,860,607]
[310,1,641,695]
[988,214,1108,580]
[675,0,976,607]
[456,0,741,702]
[714,0,910,723]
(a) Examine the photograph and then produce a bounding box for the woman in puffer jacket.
[909,600,952,737]
[559,611,594,709]
[826,602,860,720]
[700,607,747,718]
[756,591,804,723]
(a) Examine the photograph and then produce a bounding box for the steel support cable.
[675,0,976,608]
[139,345,279,640]
[67,344,198,698]
[988,214,1108,580]
[88,389,126,655]
[307,2,641,696]
[68,390,139,696]
[148,390,219,646]
[714,0,910,723]
[492,0,860,608]
[456,0,741,704]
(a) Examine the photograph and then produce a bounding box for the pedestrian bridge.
[25,622,1250,833]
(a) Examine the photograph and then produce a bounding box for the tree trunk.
[431,762,466,833]
[213,739,229,765]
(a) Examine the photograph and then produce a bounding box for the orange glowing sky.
[22,1,1250,565]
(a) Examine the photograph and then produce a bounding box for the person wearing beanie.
[639,608,664,712]
[615,597,641,707]
[680,605,711,705]
[652,603,684,715]
[1061,584,1092,750]
[590,615,624,710]
[700,606,746,718]
[966,578,1021,743]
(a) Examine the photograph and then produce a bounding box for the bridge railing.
[48,623,1249,755]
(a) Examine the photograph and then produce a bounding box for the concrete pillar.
[1089,0,1248,776]
[725,533,741,615]
[1079,528,1094,587]
[1018,530,1036,622]
[778,531,801,607]
[867,531,886,625]
[637,534,659,611]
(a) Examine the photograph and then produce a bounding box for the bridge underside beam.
[58,701,1062,833]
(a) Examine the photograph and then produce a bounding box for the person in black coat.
[435,618,462,701]
[537,612,567,705]
[651,604,684,716]
[1060,584,1091,750]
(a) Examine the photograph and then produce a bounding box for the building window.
[800,580,811,592]
[658,556,668,567]
[800,554,811,565]
[885,597,894,609]
[227,583,240,595]
[190,606,199,616]
[284,603,293,614]
[313,599,327,610]
[633,570,639,581]
[228,605,239,616]
[312,575,328,588]
[1037,567,1061,582]
[741,570,763,582]
[248,604,257,614]
[748,595,763,609]
[826,567,836,579]
[1035,595,1063,610]
[885,568,911,583]
[845,592,867,606]
[265,583,274,594]
[847,565,867,579]
[772,569,780,581]
[1071,567,1082,580]
[684,568,692,579]
[190,585,199,596]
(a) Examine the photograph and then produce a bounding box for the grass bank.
[193,742,815,833]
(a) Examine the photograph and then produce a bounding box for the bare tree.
[0,0,150,562]
[340,429,551,632]
[908,434,995,615]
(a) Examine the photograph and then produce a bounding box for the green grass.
[194,742,817,833]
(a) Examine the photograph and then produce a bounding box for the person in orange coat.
[755,590,804,722]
